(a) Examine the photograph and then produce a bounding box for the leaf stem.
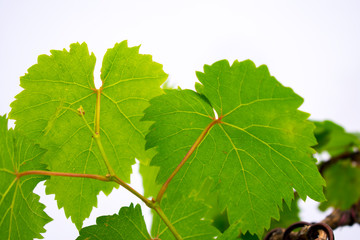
[15,91,184,240]
[15,170,152,207]
[111,175,154,208]
[91,87,116,176]
[15,170,110,182]
[156,118,220,203]
[95,88,101,135]
[91,87,182,238]
[16,170,183,239]
[153,205,183,240]
[93,135,116,176]
[78,106,96,136]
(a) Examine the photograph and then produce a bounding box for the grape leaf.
[319,160,360,211]
[218,227,259,240]
[268,197,300,230]
[151,195,219,240]
[144,60,325,236]
[77,204,150,240]
[139,162,161,198]
[9,41,167,228]
[313,120,360,156]
[196,177,230,233]
[0,115,52,239]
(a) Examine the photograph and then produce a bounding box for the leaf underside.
[0,115,52,240]
[77,204,150,240]
[144,59,325,236]
[9,41,167,228]
[152,195,219,240]
[139,162,161,198]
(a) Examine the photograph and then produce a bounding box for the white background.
[0,0,359,239]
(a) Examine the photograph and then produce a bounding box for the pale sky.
[0,0,359,239]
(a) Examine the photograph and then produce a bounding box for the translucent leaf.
[313,120,359,156]
[77,204,150,240]
[0,115,51,239]
[144,60,325,236]
[139,162,161,198]
[9,41,167,228]
[151,196,219,240]
[320,160,360,210]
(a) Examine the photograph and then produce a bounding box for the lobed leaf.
[9,41,167,228]
[0,115,52,239]
[144,60,325,236]
[77,204,150,240]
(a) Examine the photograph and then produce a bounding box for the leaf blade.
[151,196,219,240]
[77,204,150,240]
[0,115,52,240]
[145,59,325,236]
[9,41,167,228]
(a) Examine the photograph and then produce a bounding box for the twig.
[264,200,360,240]
[318,151,360,175]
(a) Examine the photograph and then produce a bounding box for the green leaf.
[9,41,167,228]
[313,120,360,156]
[144,60,325,236]
[139,162,161,198]
[268,197,300,230]
[0,115,52,239]
[218,227,259,240]
[196,177,230,233]
[151,195,219,240]
[217,197,300,240]
[77,204,150,240]
[320,160,360,211]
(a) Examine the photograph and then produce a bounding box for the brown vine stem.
[155,117,221,203]
[318,150,360,175]
[265,200,360,240]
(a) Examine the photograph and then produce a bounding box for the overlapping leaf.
[313,120,360,156]
[0,115,52,239]
[151,195,219,240]
[77,204,150,240]
[139,162,161,198]
[9,41,167,228]
[144,60,325,236]
[268,197,300,230]
[218,227,258,240]
[320,160,360,211]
